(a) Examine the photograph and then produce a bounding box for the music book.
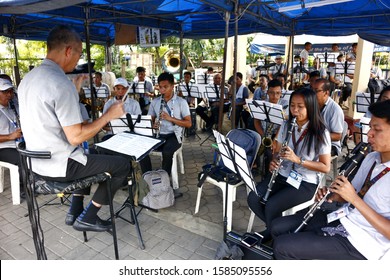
[109,114,154,136]
[95,132,163,161]
[246,99,285,125]
[355,92,380,113]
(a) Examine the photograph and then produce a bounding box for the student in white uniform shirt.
[247,87,331,242]
[272,100,390,260]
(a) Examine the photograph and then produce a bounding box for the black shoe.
[96,216,112,227]
[65,209,84,226]
[73,219,112,232]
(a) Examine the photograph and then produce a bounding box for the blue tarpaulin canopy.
[0,1,389,46]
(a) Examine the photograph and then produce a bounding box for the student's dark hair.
[378,86,390,101]
[259,74,269,81]
[268,79,282,89]
[136,66,146,73]
[309,71,320,79]
[158,72,174,84]
[47,25,81,51]
[315,78,331,93]
[275,73,286,80]
[236,72,243,80]
[369,100,390,124]
[288,88,326,154]
[304,42,312,46]
[184,71,191,77]
[352,43,358,47]
[94,72,102,78]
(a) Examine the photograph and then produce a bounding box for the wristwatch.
[300,157,306,165]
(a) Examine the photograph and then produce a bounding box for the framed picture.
[139,27,160,47]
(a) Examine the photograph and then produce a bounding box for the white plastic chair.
[247,173,324,232]
[195,129,261,232]
[151,145,184,190]
[0,161,20,205]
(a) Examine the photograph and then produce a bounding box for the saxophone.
[258,122,274,156]
[260,117,297,204]
[294,143,370,233]
[155,96,165,138]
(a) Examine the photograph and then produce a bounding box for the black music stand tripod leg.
[114,168,145,250]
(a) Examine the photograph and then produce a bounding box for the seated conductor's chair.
[195,129,261,231]
[17,142,119,260]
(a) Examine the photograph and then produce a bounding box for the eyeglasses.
[268,91,282,96]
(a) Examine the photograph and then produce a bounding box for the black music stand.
[335,61,355,86]
[355,92,380,114]
[247,100,285,126]
[95,131,164,250]
[178,84,202,140]
[199,85,224,146]
[247,100,285,177]
[213,130,273,259]
[109,114,154,136]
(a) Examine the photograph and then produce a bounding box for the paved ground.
[0,114,350,260]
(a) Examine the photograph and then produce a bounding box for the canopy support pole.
[84,6,99,143]
[218,11,231,132]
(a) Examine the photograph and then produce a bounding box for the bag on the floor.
[142,169,174,209]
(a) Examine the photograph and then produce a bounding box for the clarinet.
[260,117,297,204]
[294,143,370,233]
[155,96,165,138]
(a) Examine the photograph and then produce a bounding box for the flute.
[294,143,370,233]
[260,117,297,204]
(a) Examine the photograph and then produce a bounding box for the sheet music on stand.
[82,86,108,99]
[281,90,292,103]
[335,61,355,75]
[246,99,285,125]
[314,52,339,64]
[109,114,154,136]
[178,84,203,98]
[213,130,258,195]
[196,74,213,84]
[355,92,380,113]
[95,132,163,162]
[205,85,228,101]
[130,81,145,94]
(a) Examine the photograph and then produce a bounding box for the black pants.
[340,83,352,103]
[197,104,230,128]
[0,148,22,184]
[139,133,181,175]
[271,211,366,260]
[247,175,318,234]
[41,154,130,205]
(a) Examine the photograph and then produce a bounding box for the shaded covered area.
[0,1,388,45]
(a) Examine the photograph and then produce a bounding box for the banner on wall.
[139,27,160,47]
